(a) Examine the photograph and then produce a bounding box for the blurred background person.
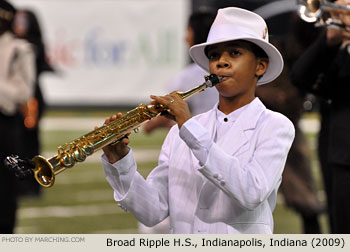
[291,0,350,233]
[12,8,54,198]
[143,8,218,134]
[256,14,324,233]
[0,0,35,233]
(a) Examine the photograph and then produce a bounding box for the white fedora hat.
[189,7,283,85]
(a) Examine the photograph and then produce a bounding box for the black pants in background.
[331,164,350,234]
[0,113,21,234]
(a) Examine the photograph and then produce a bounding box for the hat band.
[207,24,268,44]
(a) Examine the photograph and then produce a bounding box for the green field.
[14,110,328,234]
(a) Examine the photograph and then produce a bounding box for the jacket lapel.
[195,98,266,157]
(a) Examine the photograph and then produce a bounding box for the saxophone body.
[32,74,221,187]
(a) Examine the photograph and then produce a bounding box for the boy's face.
[206,40,268,100]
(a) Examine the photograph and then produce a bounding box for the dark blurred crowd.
[1,0,350,234]
[0,1,53,233]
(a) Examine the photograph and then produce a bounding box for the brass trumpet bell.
[297,0,322,22]
[297,0,350,28]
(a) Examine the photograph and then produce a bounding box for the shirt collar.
[215,98,254,124]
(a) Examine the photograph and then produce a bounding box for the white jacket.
[102,98,295,233]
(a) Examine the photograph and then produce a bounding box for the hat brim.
[189,37,283,85]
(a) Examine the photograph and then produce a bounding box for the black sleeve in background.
[290,31,341,97]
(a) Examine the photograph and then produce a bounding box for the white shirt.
[183,103,248,166]
[102,98,295,233]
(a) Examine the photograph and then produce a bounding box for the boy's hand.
[150,93,192,129]
[97,113,130,164]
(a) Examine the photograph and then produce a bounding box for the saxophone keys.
[59,153,75,168]
[84,144,94,156]
[73,148,87,162]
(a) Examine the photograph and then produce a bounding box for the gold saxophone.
[32,74,221,187]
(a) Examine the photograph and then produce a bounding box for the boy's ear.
[255,58,269,78]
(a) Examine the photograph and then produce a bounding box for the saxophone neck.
[177,74,222,100]
[176,83,207,100]
[146,74,222,114]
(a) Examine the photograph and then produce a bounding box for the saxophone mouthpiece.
[205,74,222,87]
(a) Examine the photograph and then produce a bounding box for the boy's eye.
[207,51,219,60]
[230,49,241,56]
[207,49,242,60]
